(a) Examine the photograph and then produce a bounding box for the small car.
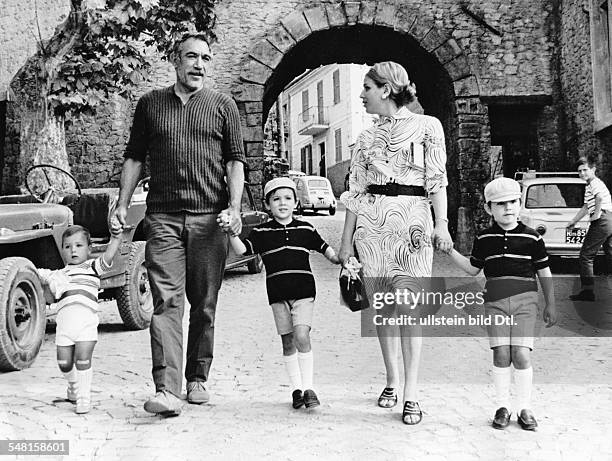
[516,171,602,258]
[292,175,337,215]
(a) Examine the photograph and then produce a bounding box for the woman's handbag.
[339,267,369,312]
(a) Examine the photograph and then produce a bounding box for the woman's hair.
[575,155,596,169]
[365,61,417,107]
[62,225,91,246]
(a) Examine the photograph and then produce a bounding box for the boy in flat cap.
[447,177,557,431]
[219,177,340,410]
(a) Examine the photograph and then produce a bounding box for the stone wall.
[558,0,612,185]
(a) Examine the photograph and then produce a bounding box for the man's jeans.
[579,210,612,287]
[144,212,228,397]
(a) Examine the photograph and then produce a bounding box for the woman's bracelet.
[435,217,449,223]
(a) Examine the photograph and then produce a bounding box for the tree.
[11,0,218,192]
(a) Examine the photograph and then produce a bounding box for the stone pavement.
[1,209,611,460]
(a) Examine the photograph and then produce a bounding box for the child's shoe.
[66,382,78,403]
[492,407,511,429]
[303,389,320,408]
[517,409,538,431]
[291,390,304,409]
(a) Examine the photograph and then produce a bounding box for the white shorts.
[55,305,99,346]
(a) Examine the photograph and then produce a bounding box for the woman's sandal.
[377,387,398,408]
[402,400,423,425]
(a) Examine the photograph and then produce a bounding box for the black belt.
[366,183,426,197]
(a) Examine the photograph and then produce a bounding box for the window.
[317,80,324,124]
[335,128,342,162]
[301,90,309,122]
[525,183,585,209]
[333,69,340,104]
[590,0,612,131]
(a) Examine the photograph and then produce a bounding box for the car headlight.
[535,224,546,235]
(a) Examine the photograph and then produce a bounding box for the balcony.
[298,105,329,136]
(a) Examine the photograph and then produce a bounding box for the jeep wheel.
[0,257,46,371]
[116,242,153,330]
[247,254,263,274]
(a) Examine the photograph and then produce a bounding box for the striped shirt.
[470,222,549,301]
[244,219,329,304]
[38,257,113,313]
[124,86,246,213]
[584,177,612,219]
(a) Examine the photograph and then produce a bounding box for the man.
[567,156,612,301]
[111,33,245,416]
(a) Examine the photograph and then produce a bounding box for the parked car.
[516,171,602,258]
[0,165,266,371]
[292,175,337,215]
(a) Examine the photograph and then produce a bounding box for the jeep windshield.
[525,183,585,209]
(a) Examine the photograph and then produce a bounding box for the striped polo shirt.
[124,86,246,213]
[39,257,113,312]
[244,218,329,304]
[470,222,549,301]
[584,177,612,219]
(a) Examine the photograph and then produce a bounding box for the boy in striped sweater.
[567,155,612,301]
[219,177,340,409]
[447,177,557,431]
[38,224,123,414]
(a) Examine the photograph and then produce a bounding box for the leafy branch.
[34,0,218,119]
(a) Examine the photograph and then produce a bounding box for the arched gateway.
[229,2,490,250]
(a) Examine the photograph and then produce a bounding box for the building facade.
[281,64,373,179]
[1,0,612,250]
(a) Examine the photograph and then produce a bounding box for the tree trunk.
[18,109,71,194]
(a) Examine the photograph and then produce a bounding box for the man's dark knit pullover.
[124,86,246,213]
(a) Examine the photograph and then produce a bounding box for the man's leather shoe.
[492,407,511,429]
[569,290,595,301]
[292,389,304,409]
[302,389,320,408]
[187,381,210,404]
[517,409,538,431]
[144,390,182,417]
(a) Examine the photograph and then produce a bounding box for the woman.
[339,61,452,425]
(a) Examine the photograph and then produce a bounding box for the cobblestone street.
[1,208,611,461]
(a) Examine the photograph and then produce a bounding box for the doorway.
[319,142,326,177]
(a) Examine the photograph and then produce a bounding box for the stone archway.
[231,1,490,250]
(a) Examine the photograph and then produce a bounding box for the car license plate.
[566,227,587,244]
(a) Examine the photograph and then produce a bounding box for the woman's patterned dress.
[340,107,448,293]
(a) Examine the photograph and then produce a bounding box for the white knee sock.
[514,366,533,411]
[76,368,93,402]
[283,353,302,390]
[63,367,77,383]
[297,351,314,390]
[492,365,512,411]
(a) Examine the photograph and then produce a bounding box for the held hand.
[217,210,232,231]
[223,207,242,236]
[338,243,355,266]
[432,225,453,254]
[543,304,558,327]
[112,205,128,228]
[109,213,124,236]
